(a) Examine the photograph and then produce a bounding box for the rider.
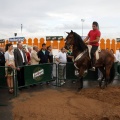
[84,21,101,71]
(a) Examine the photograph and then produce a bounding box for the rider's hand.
[85,41,89,45]
[17,67,20,71]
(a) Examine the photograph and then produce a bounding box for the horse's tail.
[109,63,115,84]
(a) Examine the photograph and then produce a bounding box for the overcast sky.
[0,0,120,39]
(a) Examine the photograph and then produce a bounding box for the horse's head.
[65,30,87,52]
[64,30,74,50]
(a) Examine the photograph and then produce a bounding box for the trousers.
[91,46,98,66]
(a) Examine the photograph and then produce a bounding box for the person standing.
[31,46,40,65]
[37,43,50,84]
[5,43,15,93]
[14,42,27,87]
[56,47,67,85]
[0,47,5,66]
[84,21,101,71]
[47,46,53,63]
[116,48,120,62]
[47,46,54,79]
[23,47,31,64]
[67,46,73,62]
[37,43,49,64]
[28,47,32,57]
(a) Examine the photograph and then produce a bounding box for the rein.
[74,49,87,62]
[74,49,87,69]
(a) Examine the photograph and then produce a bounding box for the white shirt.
[5,51,14,65]
[116,52,120,62]
[114,54,117,62]
[5,51,14,61]
[18,48,25,63]
[57,52,67,63]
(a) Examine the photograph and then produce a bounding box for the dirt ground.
[11,85,120,120]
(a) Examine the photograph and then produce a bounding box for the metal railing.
[0,62,120,97]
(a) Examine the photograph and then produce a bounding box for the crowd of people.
[0,40,120,93]
[0,42,74,93]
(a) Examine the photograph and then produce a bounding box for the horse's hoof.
[99,81,101,88]
[77,87,83,92]
[100,81,106,89]
[101,83,106,89]
[101,85,105,89]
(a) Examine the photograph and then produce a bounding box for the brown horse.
[65,30,115,91]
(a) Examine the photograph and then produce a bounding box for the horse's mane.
[73,32,88,52]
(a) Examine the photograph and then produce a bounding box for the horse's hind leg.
[105,66,111,87]
[98,67,104,80]
[98,67,106,88]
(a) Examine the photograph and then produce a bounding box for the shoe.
[89,67,95,71]
[72,80,76,84]
[84,70,87,73]
[40,83,43,85]
[75,70,79,76]
[97,78,102,81]
[8,87,14,94]
[46,82,50,85]
[60,80,65,85]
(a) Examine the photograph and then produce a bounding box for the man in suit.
[31,46,40,65]
[14,42,27,87]
[37,43,49,64]
[0,47,5,66]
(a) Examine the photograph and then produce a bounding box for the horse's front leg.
[76,68,85,92]
[76,76,83,92]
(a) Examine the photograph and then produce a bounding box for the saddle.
[87,45,101,61]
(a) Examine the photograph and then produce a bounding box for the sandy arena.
[10,85,120,120]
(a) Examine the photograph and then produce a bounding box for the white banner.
[9,37,25,42]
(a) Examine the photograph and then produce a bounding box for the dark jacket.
[37,49,49,63]
[0,52,5,66]
[48,51,53,63]
[14,48,27,67]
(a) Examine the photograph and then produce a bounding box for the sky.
[0,0,120,39]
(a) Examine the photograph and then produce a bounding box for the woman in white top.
[5,43,15,93]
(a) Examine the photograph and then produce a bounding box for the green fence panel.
[66,63,77,80]
[24,64,52,86]
[84,70,98,80]
[66,63,98,80]
[66,62,119,81]
[0,67,7,87]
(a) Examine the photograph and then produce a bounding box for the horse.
[65,30,115,91]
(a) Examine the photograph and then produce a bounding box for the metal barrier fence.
[16,63,57,96]
[58,62,120,86]
[0,62,120,97]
